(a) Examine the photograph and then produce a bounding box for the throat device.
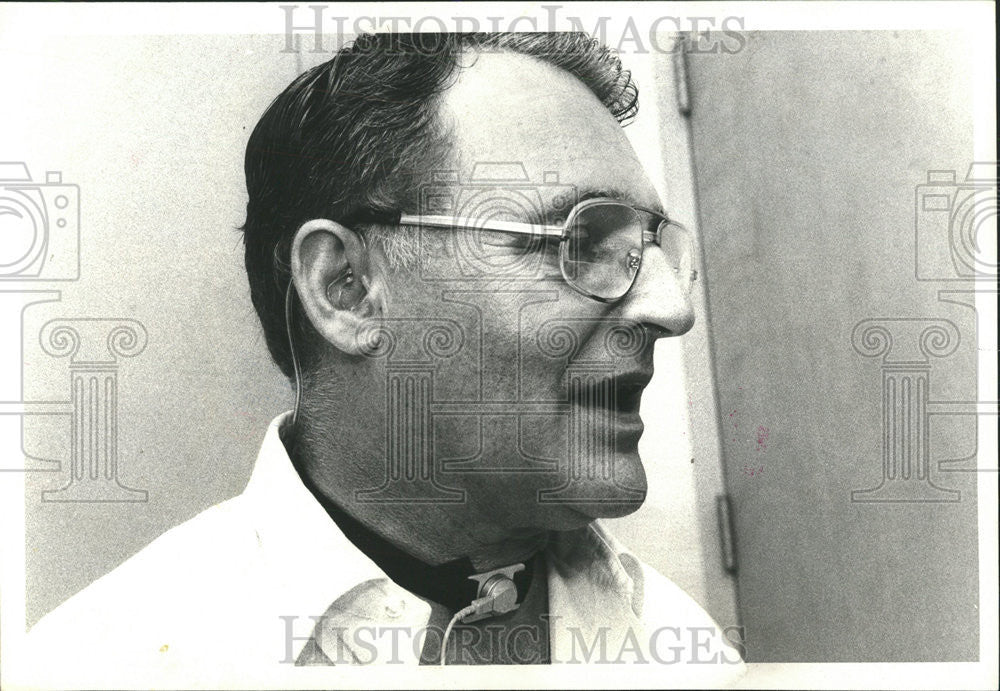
[462,563,525,623]
[440,563,525,665]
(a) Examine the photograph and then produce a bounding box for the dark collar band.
[294,466,537,613]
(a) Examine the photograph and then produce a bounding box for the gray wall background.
[17,35,299,627]
[689,31,983,661]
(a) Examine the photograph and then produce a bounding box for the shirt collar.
[240,413,409,653]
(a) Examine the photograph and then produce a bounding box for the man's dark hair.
[241,33,639,379]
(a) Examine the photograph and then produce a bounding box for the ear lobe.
[290,218,378,355]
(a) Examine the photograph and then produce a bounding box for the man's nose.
[615,245,696,337]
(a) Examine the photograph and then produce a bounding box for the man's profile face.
[358,50,694,541]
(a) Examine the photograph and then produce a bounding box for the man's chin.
[546,450,648,521]
[571,494,647,520]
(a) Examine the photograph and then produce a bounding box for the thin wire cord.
[284,280,302,428]
[439,605,476,666]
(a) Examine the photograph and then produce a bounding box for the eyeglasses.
[397,197,697,303]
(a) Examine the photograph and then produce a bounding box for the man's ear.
[290,219,385,355]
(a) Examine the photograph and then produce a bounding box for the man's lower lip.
[615,414,644,447]
[613,410,643,427]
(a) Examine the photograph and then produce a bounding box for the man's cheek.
[431,415,567,474]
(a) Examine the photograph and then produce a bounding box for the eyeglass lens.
[560,202,692,301]
[561,202,641,301]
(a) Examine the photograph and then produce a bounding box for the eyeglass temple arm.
[398,211,692,263]
[398,214,565,238]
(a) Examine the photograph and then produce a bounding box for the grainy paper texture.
[0,2,995,689]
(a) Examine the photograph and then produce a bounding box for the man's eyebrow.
[532,188,667,225]
[577,188,642,205]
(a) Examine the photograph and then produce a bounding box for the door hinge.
[673,37,691,117]
[716,493,738,574]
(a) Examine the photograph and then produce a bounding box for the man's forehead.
[436,51,660,214]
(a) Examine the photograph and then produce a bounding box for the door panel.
[689,31,980,661]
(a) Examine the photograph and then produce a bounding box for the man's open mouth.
[613,370,653,414]
[569,369,653,415]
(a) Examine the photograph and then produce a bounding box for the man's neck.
[300,470,539,612]
[283,420,549,601]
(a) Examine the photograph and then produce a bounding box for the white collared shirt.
[24,413,745,686]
